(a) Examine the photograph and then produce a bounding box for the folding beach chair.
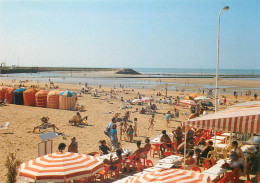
[39,123,50,133]
[0,122,10,130]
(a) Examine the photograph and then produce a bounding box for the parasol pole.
[183,122,187,170]
[229,131,232,144]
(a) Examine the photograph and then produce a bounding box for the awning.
[183,101,260,134]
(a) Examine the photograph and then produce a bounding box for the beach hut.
[47,91,61,109]
[13,88,26,105]
[23,89,39,106]
[0,87,8,101]
[35,90,49,108]
[59,90,77,110]
[5,87,17,104]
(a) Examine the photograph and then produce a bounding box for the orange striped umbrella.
[125,169,210,183]
[180,100,198,106]
[18,152,104,182]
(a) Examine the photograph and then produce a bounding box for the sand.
[0,76,258,181]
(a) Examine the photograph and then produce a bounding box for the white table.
[202,159,229,181]
[211,136,227,140]
[215,144,228,149]
[143,167,162,172]
[155,163,174,169]
[98,149,131,161]
[221,133,235,137]
[151,133,173,144]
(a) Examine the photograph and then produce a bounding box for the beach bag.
[104,128,110,137]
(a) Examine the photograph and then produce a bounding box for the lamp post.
[215,6,229,112]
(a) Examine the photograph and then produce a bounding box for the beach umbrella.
[131,99,143,103]
[141,97,154,103]
[180,100,198,106]
[182,95,194,100]
[194,96,210,101]
[183,101,260,134]
[189,93,197,98]
[124,168,210,183]
[18,152,104,183]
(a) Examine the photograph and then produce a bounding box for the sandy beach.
[0,75,259,181]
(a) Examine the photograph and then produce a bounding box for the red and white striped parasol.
[183,101,260,134]
[18,152,104,182]
[180,100,198,106]
[141,97,154,103]
[125,168,210,183]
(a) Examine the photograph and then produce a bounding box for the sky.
[0,0,259,69]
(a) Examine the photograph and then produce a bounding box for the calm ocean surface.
[1,68,259,93]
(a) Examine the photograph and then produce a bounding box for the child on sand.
[127,125,134,142]
[134,118,138,137]
[148,115,155,130]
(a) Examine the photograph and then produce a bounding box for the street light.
[215,6,229,112]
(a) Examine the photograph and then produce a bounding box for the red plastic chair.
[151,144,161,158]
[219,167,240,183]
[97,166,110,183]
[146,160,154,168]
[246,161,252,181]
[108,163,122,180]
[164,151,172,157]
[205,160,212,168]
[202,163,209,170]
[141,151,148,167]
[210,156,216,166]
[195,136,200,144]
[191,166,202,173]
[124,154,141,173]
[257,172,260,183]
[137,162,144,172]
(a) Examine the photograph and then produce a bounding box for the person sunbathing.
[33,117,59,133]
[69,112,88,126]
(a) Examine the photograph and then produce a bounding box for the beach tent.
[182,95,194,100]
[0,87,8,101]
[18,152,104,182]
[189,93,197,98]
[35,90,50,108]
[59,90,77,110]
[5,87,17,104]
[13,88,26,105]
[47,91,61,109]
[124,168,210,183]
[23,89,39,106]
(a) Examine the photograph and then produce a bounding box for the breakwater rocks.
[115,69,141,75]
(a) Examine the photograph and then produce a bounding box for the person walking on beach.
[134,118,138,137]
[254,93,257,100]
[148,115,155,130]
[110,124,118,149]
[165,111,171,128]
[127,125,134,142]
